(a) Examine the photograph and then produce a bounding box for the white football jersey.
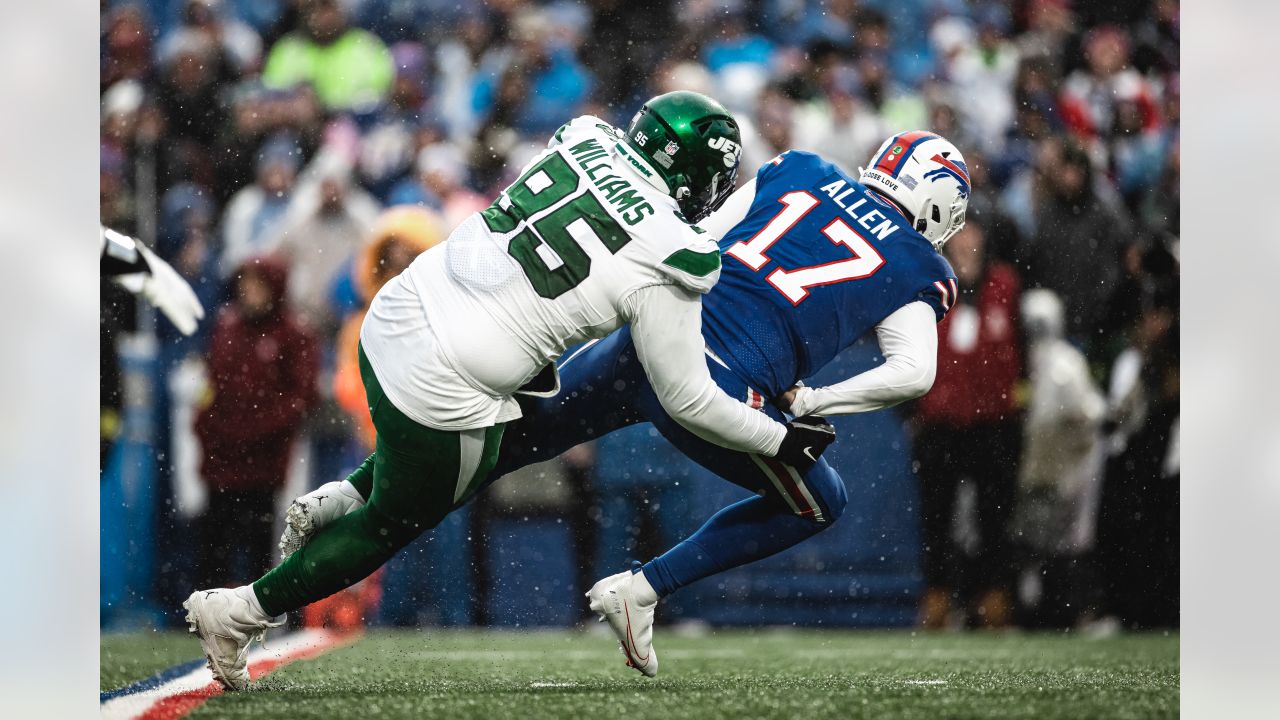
[361,116,723,430]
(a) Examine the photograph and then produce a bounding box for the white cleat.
[279,480,365,559]
[586,568,660,677]
[183,588,282,691]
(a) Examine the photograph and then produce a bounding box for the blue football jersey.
[701,150,958,398]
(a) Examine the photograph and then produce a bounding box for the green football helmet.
[623,91,742,222]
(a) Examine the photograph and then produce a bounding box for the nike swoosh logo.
[622,601,650,665]
[803,446,818,462]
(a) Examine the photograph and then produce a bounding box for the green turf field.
[102,628,1178,719]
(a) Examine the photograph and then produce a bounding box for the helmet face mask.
[625,91,742,222]
[859,132,971,251]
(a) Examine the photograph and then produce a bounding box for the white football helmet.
[859,132,971,250]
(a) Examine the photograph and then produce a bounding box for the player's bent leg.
[640,459,846,598]
[595,463,840,681]
[252,417,503,618]
[626,352,850,597]
[586,345,849,675]
[187,347,505,691]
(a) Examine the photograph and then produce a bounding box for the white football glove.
[115,241,206,336]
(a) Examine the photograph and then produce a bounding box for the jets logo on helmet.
[707,136,741,168]
[859,131,971,251]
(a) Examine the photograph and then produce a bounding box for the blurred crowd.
[101,0,1179,631]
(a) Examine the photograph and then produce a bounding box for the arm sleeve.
[789,301,939,417]
[698,178,756,241]
[623,283,787,456]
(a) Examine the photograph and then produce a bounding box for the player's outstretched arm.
[624,283,835,468]
[101,226,206,336]
[786,301,938,417]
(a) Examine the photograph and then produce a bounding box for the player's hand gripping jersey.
[360,116,786,453]
[700,150,960,406]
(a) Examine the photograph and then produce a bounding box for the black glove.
[773,415,837,472]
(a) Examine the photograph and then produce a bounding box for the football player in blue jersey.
[282,131,970,676]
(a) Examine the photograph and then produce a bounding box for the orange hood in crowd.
[354,206,447,303]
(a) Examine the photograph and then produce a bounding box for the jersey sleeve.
[653,221,722,294]
[789,301,938,416]
[914,260,960,322]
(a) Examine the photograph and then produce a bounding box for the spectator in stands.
[357,42,436,200]
[1110,88,1172,212]
[158,0,263,76]
[990,55,1059,191]
[1141,138,1179,239]
[267,152,381,338]
[1094,278,1179,629]
[1019,139,1130,348]
[389,144,488,230]
[935,10,1020,154]
[102,3,154,89]
[790,51,888,175]
[194,255,317,587]
[1016,0,1075,70]
[754,82,797,159]
[854,49,926,132]
[1060,26,1159,141]
[156,182,224,330]
[472,9,594,137]
[262,0,394,113]
[913,216,1023,629]
[212,83,323,203]
[433,12,505,142]
[101,80,144,164]
[219,133,301,277]
[156,27,235,149]
[1013,289,1106,628]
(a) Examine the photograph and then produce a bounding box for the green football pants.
[253,344,504,617]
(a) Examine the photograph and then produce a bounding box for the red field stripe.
[135,686,220,720]
[123,630,357,720]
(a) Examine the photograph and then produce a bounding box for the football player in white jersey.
[182,91,836,691]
